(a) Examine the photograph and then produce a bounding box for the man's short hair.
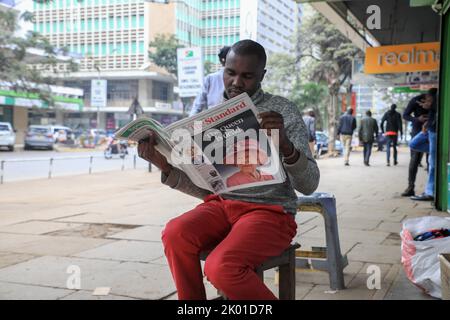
[229,40,267,68]
[427,88,438,97]
[218,46,231,61]
[366,110,372,116]
[347,108,353,115]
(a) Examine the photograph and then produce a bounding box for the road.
[0,147,151,183]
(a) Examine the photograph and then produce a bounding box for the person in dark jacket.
[380,104,403,166]
[338,108,357,166]
[409,88,438,201]
[401,90,434,196]
[358,110,378,166]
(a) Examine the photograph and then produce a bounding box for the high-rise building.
[151,0,302,70]
[32,0,182,130]
[33,0,150,71]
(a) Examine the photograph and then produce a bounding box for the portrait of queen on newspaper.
[223,138,274,188]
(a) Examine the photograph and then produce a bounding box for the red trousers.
[161,194,297,300]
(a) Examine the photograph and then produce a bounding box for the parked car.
[0,122,16,151]
[24,125,55,150]
[51,125,75,144]
[315,131,343,155]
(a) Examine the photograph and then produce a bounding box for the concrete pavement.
[0,146,447,300]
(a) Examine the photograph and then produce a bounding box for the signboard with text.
[90,79,107,108]
[365,42,440,74]
[176,47,204,98]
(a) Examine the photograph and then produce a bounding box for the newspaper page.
[114,117,212,191]
[115,93,286,194]
[114,118,175,163]
[166,92,286,193]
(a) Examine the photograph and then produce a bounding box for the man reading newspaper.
[138,40,320,300]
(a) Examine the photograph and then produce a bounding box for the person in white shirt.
[189,46,231,116]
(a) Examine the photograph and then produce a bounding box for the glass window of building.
[152,81,170,102]
[107,80,139,101]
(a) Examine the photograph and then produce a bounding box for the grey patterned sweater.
[161,89,320,214]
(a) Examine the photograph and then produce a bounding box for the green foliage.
[204,60,214,75]
[296,9,362,151]
[0,5,78,104]
[263,53,297,97]
[148,34,182,76]
[299,13,362,90]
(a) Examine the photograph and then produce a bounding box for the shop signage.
[91,79,107,108]
[177,47,204,98]
[365,42,440,74]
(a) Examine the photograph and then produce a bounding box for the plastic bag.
[401,216,450,299]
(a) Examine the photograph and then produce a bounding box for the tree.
[298,11,362,153]
[204,60,214,76]
[263,53,297,97]
[148,34,182,76]
[290,81,328,131]
[0,5,78,104]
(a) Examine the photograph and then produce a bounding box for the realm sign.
[365,42,440,74]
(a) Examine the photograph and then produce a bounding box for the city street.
[0,146,447,300]
[0,147,150,183]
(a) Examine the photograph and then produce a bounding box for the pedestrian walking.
[380,104,403,167]
[302,109,316,157]
[358,110,378,166]
[338,108,357,166]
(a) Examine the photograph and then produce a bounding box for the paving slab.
[60,290,137,300]
[375,221,402,234]
[300,227,390,246]
[106,225,164,242]
[0,221,82,235]
[2,234,112,256]
[0,252,37,269]
[302,284,375,300]
[347,244,401,264]
[0,256,175,299]
[74,240,164,263]
[384,268,437,300]
[0,282,73,300]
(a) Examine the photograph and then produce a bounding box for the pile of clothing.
[414,228,450,241]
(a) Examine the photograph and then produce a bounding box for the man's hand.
[422,121,428,134]
[258,111,293,156]
[138,130,172,175]
[418,114,429,123]
[417,99,432,109]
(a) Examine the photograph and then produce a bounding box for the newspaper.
[115,93,286,193]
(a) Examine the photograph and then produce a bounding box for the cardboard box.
[439,253,450,300]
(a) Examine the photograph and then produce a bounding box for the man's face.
[223,51,266,99]
[421,94,434,110]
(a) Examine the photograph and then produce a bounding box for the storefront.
[436,0,450,212]
[310,0,447,211]
[0,87,83,144]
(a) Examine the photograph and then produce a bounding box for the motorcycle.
[104,139,128,159]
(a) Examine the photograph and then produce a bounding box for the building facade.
[32,0,182,130]
[162,0,302,69]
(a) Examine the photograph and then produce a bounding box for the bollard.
[89,156,93,175]
[133,155,137,170]
[0,160,4,184]
[48,158,53,179]
[148,161,152,172]
[121,156,125,171]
